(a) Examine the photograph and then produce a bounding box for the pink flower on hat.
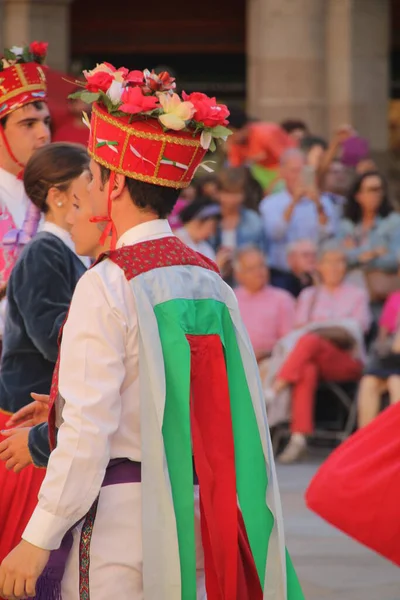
[120,86,159,115]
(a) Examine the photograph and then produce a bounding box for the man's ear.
[110,172,126,201]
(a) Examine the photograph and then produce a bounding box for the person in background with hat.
[0,42,51,332]
[0,64,304,600]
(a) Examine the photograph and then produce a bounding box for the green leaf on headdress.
[209,138,217,152]
[79,91,101,104]
[3,49,16,61]
[210,125,232,139]
[22,47,33,63]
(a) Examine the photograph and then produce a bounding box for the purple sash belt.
[34,459,141,600]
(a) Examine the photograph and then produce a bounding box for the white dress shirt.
[0,167,29,228]
[23,219,173,549]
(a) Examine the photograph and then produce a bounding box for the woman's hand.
[6,393,50,428]
[0,427,33,473]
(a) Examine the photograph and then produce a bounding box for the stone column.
[2,0,74,71]
[247,0,327,135]
[326,0,390,152]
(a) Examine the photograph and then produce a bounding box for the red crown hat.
[73,63,231,246]
[88,103,206,189]
[0,42,48,119]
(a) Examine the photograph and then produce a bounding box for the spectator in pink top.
[234,246,296,362]
[275,245,371,463]
[379,290,400,336]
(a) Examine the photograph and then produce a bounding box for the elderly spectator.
[270,239,317,297]
[175,197,220,261]
[259,149,338,272]
[234,247,295,362]
[274,245,371,463]
[210,167,267,284]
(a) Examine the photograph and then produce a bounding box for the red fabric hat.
[0,43,48,119]
[88,103,207,189]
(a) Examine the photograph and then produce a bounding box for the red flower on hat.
[143,69,176,94]
[86,71,114,93]
[120,86,159,115]
[182,92,230,128]
[126,70,145,85]
[29,41,48,58]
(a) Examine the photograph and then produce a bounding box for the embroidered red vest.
[47,236,218,449]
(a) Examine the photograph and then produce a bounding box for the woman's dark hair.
[344,170,392,223]
[23,142,89,213]
[99,165,180,219]
[300,135,328,153]
[180,196,220,225]
[195,174,218,198]
[280,119,308,135]
[216,167,247,193]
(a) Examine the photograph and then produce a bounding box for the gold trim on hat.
[92,104,202,148]
[0,82,47,106]
[15,63,28,87]
[88,148,190,189]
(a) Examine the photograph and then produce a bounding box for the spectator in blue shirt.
[259,149,338,272]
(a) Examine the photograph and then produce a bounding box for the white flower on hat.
[10,46,23,57]
[107,80,124,105]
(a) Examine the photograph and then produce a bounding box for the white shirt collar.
[41,221,90,267]
[116,219,173,249]
[0,167,29,228]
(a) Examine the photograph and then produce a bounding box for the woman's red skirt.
[306,403,400,566]
[0,411,45,568]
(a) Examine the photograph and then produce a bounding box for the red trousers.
[278,333,362,434]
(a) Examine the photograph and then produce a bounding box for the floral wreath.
[0,41,48,70]
[71,63,231,152]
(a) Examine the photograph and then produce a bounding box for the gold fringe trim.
[15,64,28,87]
[92,104,201,148]
[88,148,190,189]
[0,407,13,416]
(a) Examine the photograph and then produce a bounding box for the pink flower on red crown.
[29,41,48,58]
[142,69,176,94]
[120,86,159,115]
[182,91,230,128]
[86,71,114,93]
[126,70,145,85]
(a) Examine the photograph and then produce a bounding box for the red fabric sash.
[187,334,262,599]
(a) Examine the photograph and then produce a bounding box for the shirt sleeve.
[295,288,314,328]
[318,196,338,239]
[379,294,398,333]
[259,196,290,241]
[277,293,296,338]
[28,423,50,468]
[351,289,372,333]
[22,269,129,550]
[10,237,77,363]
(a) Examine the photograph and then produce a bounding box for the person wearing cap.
[0,65,304,600]
[0,42,51,299]
[175,196,220,260]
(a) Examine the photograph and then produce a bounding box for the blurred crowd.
[161,115,400,463]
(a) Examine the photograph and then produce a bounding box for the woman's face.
[195,217,218,241]
[317,250,347,288]
[355,174,384,214]
[217,189,244,211]
[66,172,103,259]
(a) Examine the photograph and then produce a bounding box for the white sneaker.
[277,435,307,464]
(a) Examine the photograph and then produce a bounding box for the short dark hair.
[0,101,46,129]
[179,196,220,224]
[99,165,180,219]
[280,119,308,135]
[24,142,89,213]
[345,170,392,223]
[300,135,328,153]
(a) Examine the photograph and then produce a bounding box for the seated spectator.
[259,149,338,272]
[270,239,317,298]
[337,171,400,296]
[210,167,267,284]
[357,291,400,428]
[322,159,350,218]
[234,247,295,363]
[274,245,371,463]
[280,119,309,143]
[175,197,220,261]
